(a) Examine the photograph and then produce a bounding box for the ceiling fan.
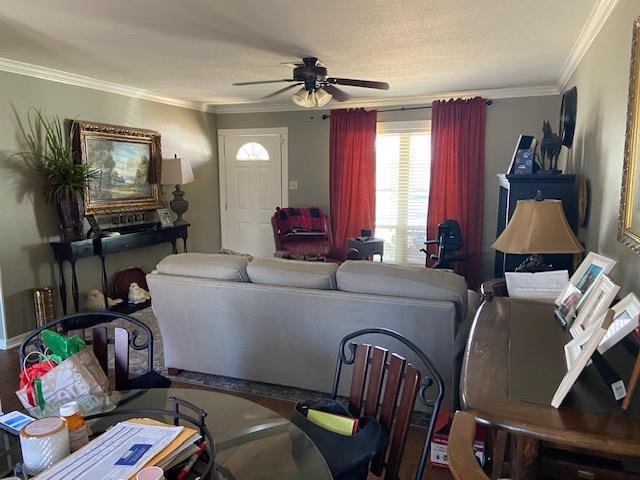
[232,57,390,108]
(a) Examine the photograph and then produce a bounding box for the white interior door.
[218,128,288,257]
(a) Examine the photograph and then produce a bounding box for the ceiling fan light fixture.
[292,88,313,107]
[315,87,332,107]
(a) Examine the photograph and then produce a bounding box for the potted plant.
[26,109,99,240]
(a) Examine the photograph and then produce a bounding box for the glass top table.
[0,388,332,480]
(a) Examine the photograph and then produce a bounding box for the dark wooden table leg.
[58,260,68,315]
[513,435,539,480]
[100,255,109,310]
[183,235,188,253]
[171,239,178,255]
[70,260,80,312]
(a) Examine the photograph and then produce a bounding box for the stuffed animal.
[85,289,123,311]
[128,282,151,304]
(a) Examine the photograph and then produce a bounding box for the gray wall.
[218,97,559,280]
[564,0,640,295]
[0,70,219,339]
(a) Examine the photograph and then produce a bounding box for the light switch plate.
[288,180,298,190]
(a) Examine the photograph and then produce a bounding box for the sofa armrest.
[329,246,360,261]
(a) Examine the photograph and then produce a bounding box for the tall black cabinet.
[494,174,578,277]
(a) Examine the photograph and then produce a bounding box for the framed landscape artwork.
[73,121,163,215]
[620,17,640,253]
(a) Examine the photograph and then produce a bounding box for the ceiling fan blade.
[280,61,304,67]
[327,77,390,90]
[261,83,302,99]
[232,79,295,86]
[322,84,351,102]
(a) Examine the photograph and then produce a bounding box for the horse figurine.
[540,121,563,172]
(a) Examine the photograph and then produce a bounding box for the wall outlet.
[288,180,298,190]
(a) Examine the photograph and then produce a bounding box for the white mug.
[136,466,165,480]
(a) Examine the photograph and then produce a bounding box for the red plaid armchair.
[271,207,360,264]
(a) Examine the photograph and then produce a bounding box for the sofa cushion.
[156,253,249,282]
[337,261,468,317]
[247,257,338,290]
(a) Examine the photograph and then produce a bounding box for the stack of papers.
[34,418,202,480]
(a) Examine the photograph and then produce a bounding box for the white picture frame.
[565,314,602,369]
[598,292,640,354]
[553,309,615,408]
[156,208,174,228]
[554,252,617,326]
[569,275,620,338]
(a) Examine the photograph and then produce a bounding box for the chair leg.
[490,429,508,480]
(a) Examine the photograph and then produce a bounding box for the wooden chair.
[330,328,445,480]
[449,411,492,480]
[19,311,169,391]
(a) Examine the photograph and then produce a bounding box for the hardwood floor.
[0,348,452,479]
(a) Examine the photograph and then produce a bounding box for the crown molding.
[209,85,559,114]
[0,56,208,111]
[558,0,619,90]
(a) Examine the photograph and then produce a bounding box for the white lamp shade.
[161,156,194,185]
[292,88,313,107]
[315,87,332,107]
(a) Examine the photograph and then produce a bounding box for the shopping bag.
[16,347,110,411]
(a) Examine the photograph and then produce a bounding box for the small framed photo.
[85,214,102,238]
[156,208,174,228]
[554,252,617,326]
[569,275,620,338]
[598,292,640,354]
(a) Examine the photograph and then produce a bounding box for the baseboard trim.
[0,332,27,350]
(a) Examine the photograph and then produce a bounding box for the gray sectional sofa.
[147,254,479,408]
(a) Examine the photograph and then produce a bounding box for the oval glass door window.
[236,142,270,161]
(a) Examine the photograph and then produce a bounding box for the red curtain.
[329,108,377,247]
[427,97,486,287]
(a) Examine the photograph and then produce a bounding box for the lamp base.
[169,184,189,225]
[514,254,554,273]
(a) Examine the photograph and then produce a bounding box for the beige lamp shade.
[161,156,194,185]
[492,199,584,254]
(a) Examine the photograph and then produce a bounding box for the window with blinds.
[375,120,431,265]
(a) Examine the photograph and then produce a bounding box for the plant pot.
[56,194,84,241]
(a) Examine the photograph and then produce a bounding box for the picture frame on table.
[553,309,615,408]
[156,208,174,228]
[598,292,640,354]
[569,275,620,338]
[554,252,617,327]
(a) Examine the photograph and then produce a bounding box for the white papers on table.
[505,270,569,301]
[33,421,183,480]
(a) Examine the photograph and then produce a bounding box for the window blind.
[375,121,431,265]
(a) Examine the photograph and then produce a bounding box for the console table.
[50,224,189,313]
[462,295,640,479]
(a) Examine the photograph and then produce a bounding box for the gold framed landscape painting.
[73,121,163,215]
[620,17,640,253]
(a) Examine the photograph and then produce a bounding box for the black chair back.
[331,328,445,480]
[20,311,155,391]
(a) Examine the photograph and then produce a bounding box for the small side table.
[347,237,384,261]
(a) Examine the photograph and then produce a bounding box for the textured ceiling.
[0,0,597,108]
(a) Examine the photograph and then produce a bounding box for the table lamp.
[161,155,195,225]
[492,193,584,272]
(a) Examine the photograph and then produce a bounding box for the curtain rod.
[320,99,493,120]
